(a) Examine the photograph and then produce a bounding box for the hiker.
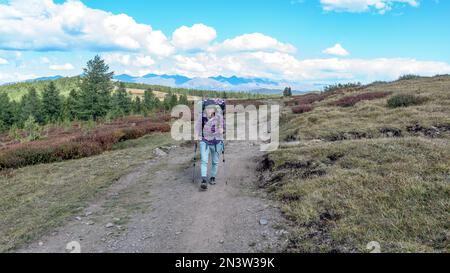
[195,100,225,190]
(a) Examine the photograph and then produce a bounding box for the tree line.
[0,55,188,132]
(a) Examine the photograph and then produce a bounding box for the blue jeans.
[200,141,223,178]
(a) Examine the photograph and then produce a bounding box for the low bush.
[387,94,427,108]
[331,92,392,107]
[397,74,421,81]
[292,104,314,114]
[285,93,329,107]
[0,119,171,170]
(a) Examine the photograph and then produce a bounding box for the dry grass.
[281,76,450,142]
[260,137,450,253]
[261,75,450,253]
[0,133,174,252]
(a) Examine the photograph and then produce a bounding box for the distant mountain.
[26,75,64,82]
[112,73,301,93]
[0,75,65,87]
[4,73,310,93]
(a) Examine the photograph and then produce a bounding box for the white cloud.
[168,51,450,83]
[104,53,132,66]
[104,53,155,67]
[172,24,217,50]
[0,0,174,57]
[135,55,155,67]
[0,72,37,83]
[320,0,419,13]
[49,63,74,70]
[0,57,8,65]
[40,57,50,64]
[323,43,349,56]
[209,33,297,53]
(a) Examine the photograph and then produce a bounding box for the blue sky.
[0,0,449,86]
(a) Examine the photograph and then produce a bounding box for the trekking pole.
[193,141,198,183]
[222,144,227,185]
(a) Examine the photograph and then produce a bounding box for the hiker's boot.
[209,177,216,185]
[201,178,208,190]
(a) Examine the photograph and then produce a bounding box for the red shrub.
[292,104,314,114]
[285,92,335,107]
[0,118,171,171]
[331,92,392,107]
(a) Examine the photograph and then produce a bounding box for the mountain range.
[113,74,309,94]
[6,74,315,94]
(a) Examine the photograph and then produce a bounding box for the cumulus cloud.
[323,43,349,56]
[0,0,174,56]
[104,53,155,67]
[49,63,74,70]
[208,33,296,53]
[0,58,8,65]
[172,24,217,50]
[320,0,419,13]
[166,51,450,83]
[0,72,37,83]
[40,57,51,64]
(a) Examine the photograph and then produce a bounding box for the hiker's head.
[205,106,216,118]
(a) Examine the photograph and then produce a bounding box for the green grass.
[0,132,173,252]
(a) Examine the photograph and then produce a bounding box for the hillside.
[259,75,450,252]
[0,76,272,101]
[0,76,82,101]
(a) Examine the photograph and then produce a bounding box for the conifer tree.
[79,55,114,120]
[42,82,63,122]
[20,87,43,124]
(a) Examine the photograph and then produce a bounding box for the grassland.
[281,76,450,142]
[0,132,174,252]
[260,75,450,252]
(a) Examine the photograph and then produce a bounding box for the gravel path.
[19,141,288,253]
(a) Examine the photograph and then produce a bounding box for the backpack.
[198,99,226,140]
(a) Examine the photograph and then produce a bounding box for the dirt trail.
[19,140,288,253]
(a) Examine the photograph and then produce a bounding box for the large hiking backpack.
[198,98,226,141]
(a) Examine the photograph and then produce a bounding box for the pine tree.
[178,93,189,106]
[170,93,178,108]
[111,82,132,117]
[0,92,14,131]
[20,87,43,124]
[132,96,143,114]
[64,89,81,120]
[79,55,114,120]
[23,115,42,141]
[143,88,157,111]
[283,87,292,97]
[42,82,63,122]
[163,92,172,111]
